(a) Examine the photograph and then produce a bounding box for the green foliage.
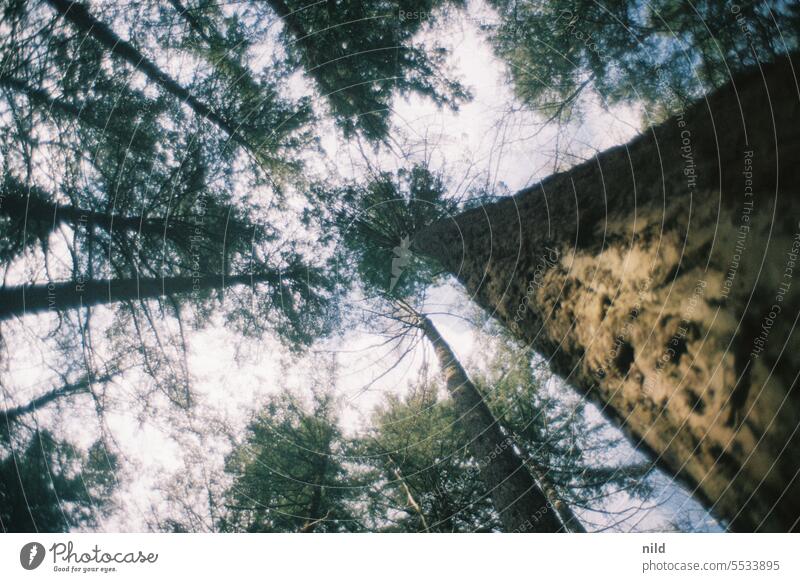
[0,0,338,348]
[0,431,118,532]
[267,0,470,141]
[1,0,742,534]
[156,0,316,175]
[488,0,798,117]
[355,336,656,531]
[357,380,501,532]
[220,390,363,532]
[220,254,343,349]
[329,165,457,299]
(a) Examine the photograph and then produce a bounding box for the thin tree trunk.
[386,455,430,532]
[527,457,586,533]
[2,177,251,245]
[45,0,246,148]
[1,373,113,424]
[1,183,168,237]
[0,273,276,320]
[413,54,800,531]
[418,315,565,532]
[167,0,213,43]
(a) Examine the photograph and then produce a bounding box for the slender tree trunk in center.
[419,315,566,532]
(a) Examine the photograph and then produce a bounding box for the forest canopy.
[1,0,798,534]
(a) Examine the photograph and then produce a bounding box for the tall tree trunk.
[2,178,251,245]
[45,0,246,149]
[413,55,800,531]
[0,273,276,320]
[419,315,566,532]
[1,182,168,237]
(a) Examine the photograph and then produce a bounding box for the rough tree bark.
[414,55,800,531]
[419,314,567,532]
